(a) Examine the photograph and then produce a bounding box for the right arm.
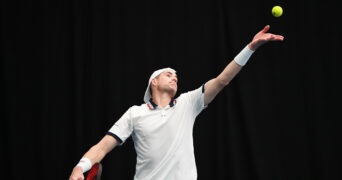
[69,134,119,180]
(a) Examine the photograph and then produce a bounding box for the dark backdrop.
[2,0,341,179]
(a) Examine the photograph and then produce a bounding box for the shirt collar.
[146,98,177,110]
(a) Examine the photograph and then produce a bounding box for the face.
[153,70,178,97]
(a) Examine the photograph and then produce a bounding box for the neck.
[152,93,172,108]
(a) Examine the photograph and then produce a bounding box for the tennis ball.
[272,5,283,17]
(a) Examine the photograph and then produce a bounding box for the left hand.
[248,25,284,51]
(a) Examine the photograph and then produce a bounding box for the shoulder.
[128,104,148,111]
[126,103,152,114]
[178,85,204,99]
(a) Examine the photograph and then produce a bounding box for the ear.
[151,78,158,87]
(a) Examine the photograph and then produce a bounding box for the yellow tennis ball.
[272,5,283,17]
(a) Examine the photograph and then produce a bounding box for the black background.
[2,0,341,179]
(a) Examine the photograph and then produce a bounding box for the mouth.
[170,83,177,88]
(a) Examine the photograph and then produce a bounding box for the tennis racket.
[85,162,102,180]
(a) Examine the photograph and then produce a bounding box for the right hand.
[69,166,84,180]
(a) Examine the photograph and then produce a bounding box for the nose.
[172,76,178,83]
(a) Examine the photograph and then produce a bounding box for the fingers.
[263,25,284,41]
[262,25,270,33]
[271,34,284,41]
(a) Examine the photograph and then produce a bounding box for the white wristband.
[76,157,92,173]
[234,45,254,66]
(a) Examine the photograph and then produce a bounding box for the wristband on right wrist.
[76,157,92,173]
[234,45,255,66]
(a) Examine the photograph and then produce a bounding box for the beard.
[158,85,177,97]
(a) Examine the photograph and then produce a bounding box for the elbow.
[217,77,230,88]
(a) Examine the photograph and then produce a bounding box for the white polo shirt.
[108,85,207,180]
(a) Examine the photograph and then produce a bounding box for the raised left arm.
[203,25,284,106]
